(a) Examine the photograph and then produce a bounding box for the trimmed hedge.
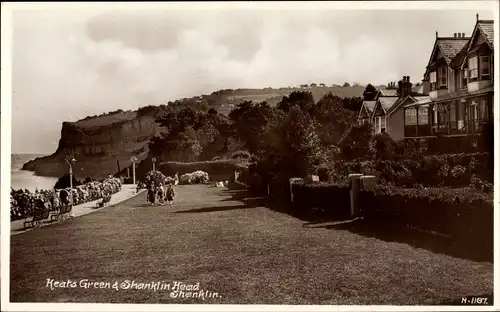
[359,185,493,246]
[157,160,239,182]
[329,152,492,187]
[292,182,351,218]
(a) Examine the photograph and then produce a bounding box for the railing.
[404,125,431,137]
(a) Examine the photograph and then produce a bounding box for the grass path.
[10,185,493,304]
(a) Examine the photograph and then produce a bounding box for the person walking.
[174,173,179,186]
[147,181,156,205]
[157,183,165,205]
[165,183,175,208]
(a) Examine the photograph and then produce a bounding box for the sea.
[10,154,59,192]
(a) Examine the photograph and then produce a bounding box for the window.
[471,101,479,120]
[438,67,447,87]
[450,103,457,129]
[462,68,467,87]
[457,101,465,130]
[418,106,429,125]
[374,116,380,133]
[468,56,478,79]
[405,109,417,126]
[381,117,386,132]
[430,71,437,90]
[480,55,490,77]
[480,98,488,120]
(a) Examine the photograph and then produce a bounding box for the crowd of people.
[142,170,178,207]
[10,177,122,221]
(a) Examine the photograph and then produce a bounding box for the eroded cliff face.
[22,111,165,180]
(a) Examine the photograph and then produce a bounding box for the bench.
[50,202,73,222]
[97,194,112,208]
[24,208,50,229]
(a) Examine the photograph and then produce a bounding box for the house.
[358,77,429,141]
[403,14,494,151]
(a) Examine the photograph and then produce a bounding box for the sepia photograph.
[1,1,498,311]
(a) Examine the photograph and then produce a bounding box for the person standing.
[166,183,175,208]
[157,183,165,205]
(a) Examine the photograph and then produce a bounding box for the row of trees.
[147,91,363,179]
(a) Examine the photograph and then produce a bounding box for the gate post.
[289,178,303,203]
[348,173,363,218]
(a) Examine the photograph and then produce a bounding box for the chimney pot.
[477,13,479,22]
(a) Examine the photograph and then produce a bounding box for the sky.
[5,2,496,154]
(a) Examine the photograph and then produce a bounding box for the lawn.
[10,185,493,304]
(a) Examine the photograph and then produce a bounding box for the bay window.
[468,56,478,79]
[438,67,447,88]
[430,71,437,90]
[480,55,490,78]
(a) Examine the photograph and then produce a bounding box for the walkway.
[9,185,493,305]
[10,184,145,235]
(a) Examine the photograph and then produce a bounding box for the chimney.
[454,33,457,38]
[436,31,438,38]
[477,13,479,22]
[462,33,465,38]
[399,76,412,98]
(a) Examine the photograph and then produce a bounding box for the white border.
[1,1,499,312]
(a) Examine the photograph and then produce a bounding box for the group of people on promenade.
[145,173,178,207]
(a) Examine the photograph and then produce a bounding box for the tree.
[363,83,378,101]
[319,83,326,87]
[277,91,315,113]
[343,82,350,87]
[313,93,357,146]
[54,174,80,189]
[310,83,317,88]
[338,123,373,160]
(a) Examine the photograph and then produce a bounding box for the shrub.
[371,133,397,160]
[359,185,493,245]
[179,171,210,185]
[292,182,351,218]
[316,165,330,182]
[157,160,239,182]
[231,150,251,160]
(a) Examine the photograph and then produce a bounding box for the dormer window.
[430,71,437,91]
[480,55,490,78]
[468,56,478,80]
[438,67,447,88]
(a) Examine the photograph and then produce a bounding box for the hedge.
[329,152,492,187]
[157,160,239,182]
[292,182,351,218]
[359,185,493,246]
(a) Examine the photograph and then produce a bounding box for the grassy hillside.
[168,85,365,116]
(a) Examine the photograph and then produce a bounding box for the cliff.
[22,110,166,180]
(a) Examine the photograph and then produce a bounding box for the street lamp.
[152,157,156,172]
[130,156,138,187]
[65,156,76,213]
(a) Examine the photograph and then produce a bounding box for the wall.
[388,107,405,141]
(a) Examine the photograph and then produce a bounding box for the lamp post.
[65,156,76,212]
[152,157,156,172]
[130,156,138,187]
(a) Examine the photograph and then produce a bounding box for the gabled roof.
[385,95,430,116]
[477,20,494,48]
[378,96,400,112]
[425,36,470,76]
[460,20,494,68]
[358,100,376,119]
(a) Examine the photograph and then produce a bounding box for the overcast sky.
[6,3,496,154]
